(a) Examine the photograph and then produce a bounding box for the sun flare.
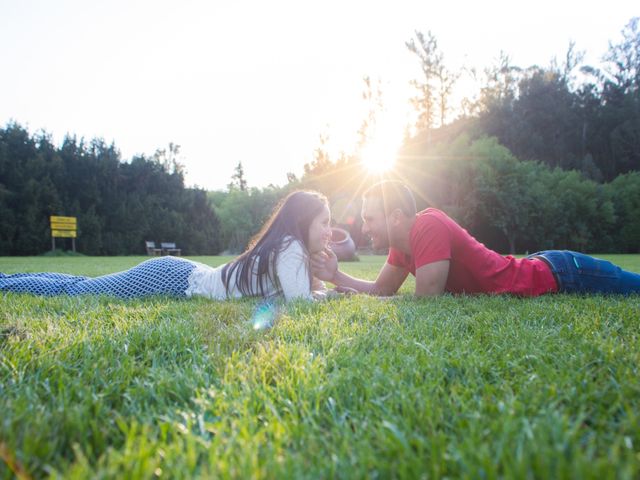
[359,135,399,174]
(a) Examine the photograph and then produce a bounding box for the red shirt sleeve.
[387,247,409,269]
[411,214,452,269]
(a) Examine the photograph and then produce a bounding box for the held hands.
[323,286,359,299]
[310,247,339,283]
[332,285,358,294]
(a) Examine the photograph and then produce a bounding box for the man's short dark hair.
[363,181,417,217]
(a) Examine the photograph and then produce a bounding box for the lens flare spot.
[251,301,279,330]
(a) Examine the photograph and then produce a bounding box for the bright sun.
[359,135,399,173]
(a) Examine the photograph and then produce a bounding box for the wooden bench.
[160,242,182,256]
[145,241,162,255]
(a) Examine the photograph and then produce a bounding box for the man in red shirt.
[312,181,640,296]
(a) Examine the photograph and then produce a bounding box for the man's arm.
[329,258,451,296]
[311,249,408,296]
[332,261,409,296]
[414,260,450,296]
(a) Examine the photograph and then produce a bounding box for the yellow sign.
[51,229,77,238]
[51,223,76,231]
[50,216,77,238]
[50,216,77,227]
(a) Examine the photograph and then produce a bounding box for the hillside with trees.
[292,17,640,254]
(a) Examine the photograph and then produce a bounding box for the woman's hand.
[310,247,338,282]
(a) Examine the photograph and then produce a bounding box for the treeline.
[404,18,640,182]
[0,124,220,255]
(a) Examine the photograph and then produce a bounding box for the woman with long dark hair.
[0,191,332,302]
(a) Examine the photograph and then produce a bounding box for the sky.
[1,0,637,191]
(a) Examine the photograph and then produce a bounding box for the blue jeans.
[530,250,640,295]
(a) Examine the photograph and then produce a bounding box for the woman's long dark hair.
[221,190,328,297]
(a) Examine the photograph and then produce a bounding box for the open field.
[1,255,640,478]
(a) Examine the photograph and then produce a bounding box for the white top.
[185,238,321,302]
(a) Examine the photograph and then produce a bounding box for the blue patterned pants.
[0,257,198,299]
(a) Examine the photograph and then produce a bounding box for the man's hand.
[310,247,338,282]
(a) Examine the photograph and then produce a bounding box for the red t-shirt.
[387,208,558,296]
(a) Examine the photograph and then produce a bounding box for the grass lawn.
[1,255,640,478]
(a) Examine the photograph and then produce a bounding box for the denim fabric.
[530,250,640,295]
[0,256,197,299]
